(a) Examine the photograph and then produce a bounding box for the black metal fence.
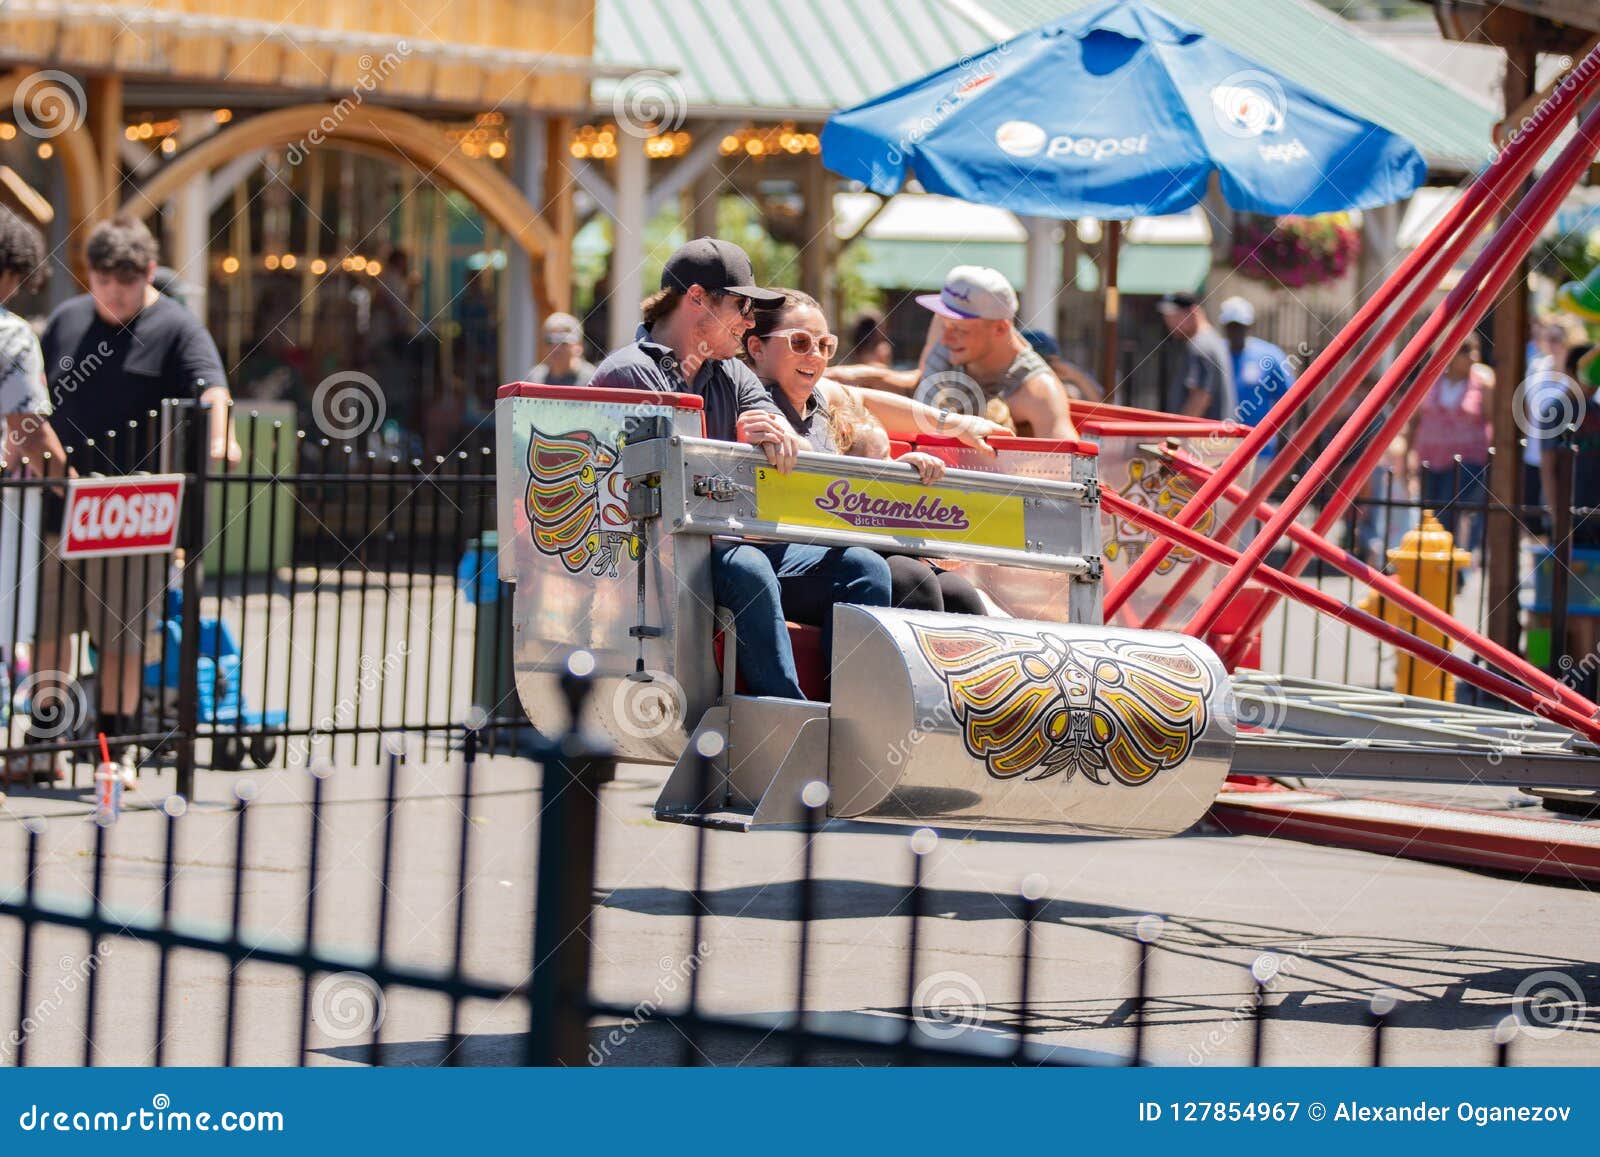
[1,668,1563,1066]
[1254,441,1597,708]
[2,401,518,797]
[6,399,1592,791]
[1,401,1589,1067]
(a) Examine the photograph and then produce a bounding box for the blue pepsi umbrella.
[822,0,1426,220]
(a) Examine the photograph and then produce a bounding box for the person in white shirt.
[0,207,65,473]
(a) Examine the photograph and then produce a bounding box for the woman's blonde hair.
[833,387,885,455]
[986,397,1017,433]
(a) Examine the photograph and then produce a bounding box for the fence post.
[526,657,612,1064]
[1547,435,1575,682]
[175,400,210,800]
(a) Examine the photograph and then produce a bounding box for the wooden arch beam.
[120,103,565,309]
[0,68,109,283]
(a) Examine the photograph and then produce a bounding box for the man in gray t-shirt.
[1157,292,1236,422]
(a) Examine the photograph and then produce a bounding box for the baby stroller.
[143,583,285,770]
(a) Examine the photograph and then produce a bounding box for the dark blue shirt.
[590,326,780,441]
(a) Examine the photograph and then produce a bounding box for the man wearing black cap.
[594,237,796,451]
[1156,292,1235,421]
[591,238,891,701]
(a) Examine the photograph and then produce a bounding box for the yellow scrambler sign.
[755,468,1026,549]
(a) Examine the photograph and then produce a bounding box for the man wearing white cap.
[831,265,1077,439]
[1217,295,1295,457]
[529,311,595,387]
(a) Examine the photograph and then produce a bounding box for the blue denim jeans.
[711,542,892,699]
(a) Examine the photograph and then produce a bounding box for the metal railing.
[7,403,1588,786]
[2,403,520,794]
[1,667,1559,1066]
[2,404,1585,1066]
[1253,443,1591,704]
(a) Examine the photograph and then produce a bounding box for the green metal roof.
[591,0,997,117]
[592,0,1495,172]
[853,238,1030,289]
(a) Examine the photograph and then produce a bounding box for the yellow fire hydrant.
[1356,513,1472,701]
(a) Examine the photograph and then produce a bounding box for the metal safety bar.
[622,427,1101,578]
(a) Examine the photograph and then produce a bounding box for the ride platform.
[1219,672,1600,883]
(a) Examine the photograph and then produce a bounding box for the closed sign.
[60,475,185,559]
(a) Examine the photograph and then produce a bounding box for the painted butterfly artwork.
[525,426,640,577]
[910,623,1213,787]
[1103,455,1217,576]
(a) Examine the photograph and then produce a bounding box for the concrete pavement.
[0,748,1595,1067]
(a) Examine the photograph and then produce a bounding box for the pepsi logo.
[995,120,1047,158]
[1210,75,1288,140]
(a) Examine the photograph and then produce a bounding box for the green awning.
[852,239,1028,292]
[851,237,1210,296]
[1074,245,1212,295]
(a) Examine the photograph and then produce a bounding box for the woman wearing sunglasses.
[745,290,1002,616]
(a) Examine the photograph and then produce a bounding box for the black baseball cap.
[661,237,784,306]
[1156,291,1200,314]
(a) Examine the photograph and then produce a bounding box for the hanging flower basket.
[1230,214,1361,289]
